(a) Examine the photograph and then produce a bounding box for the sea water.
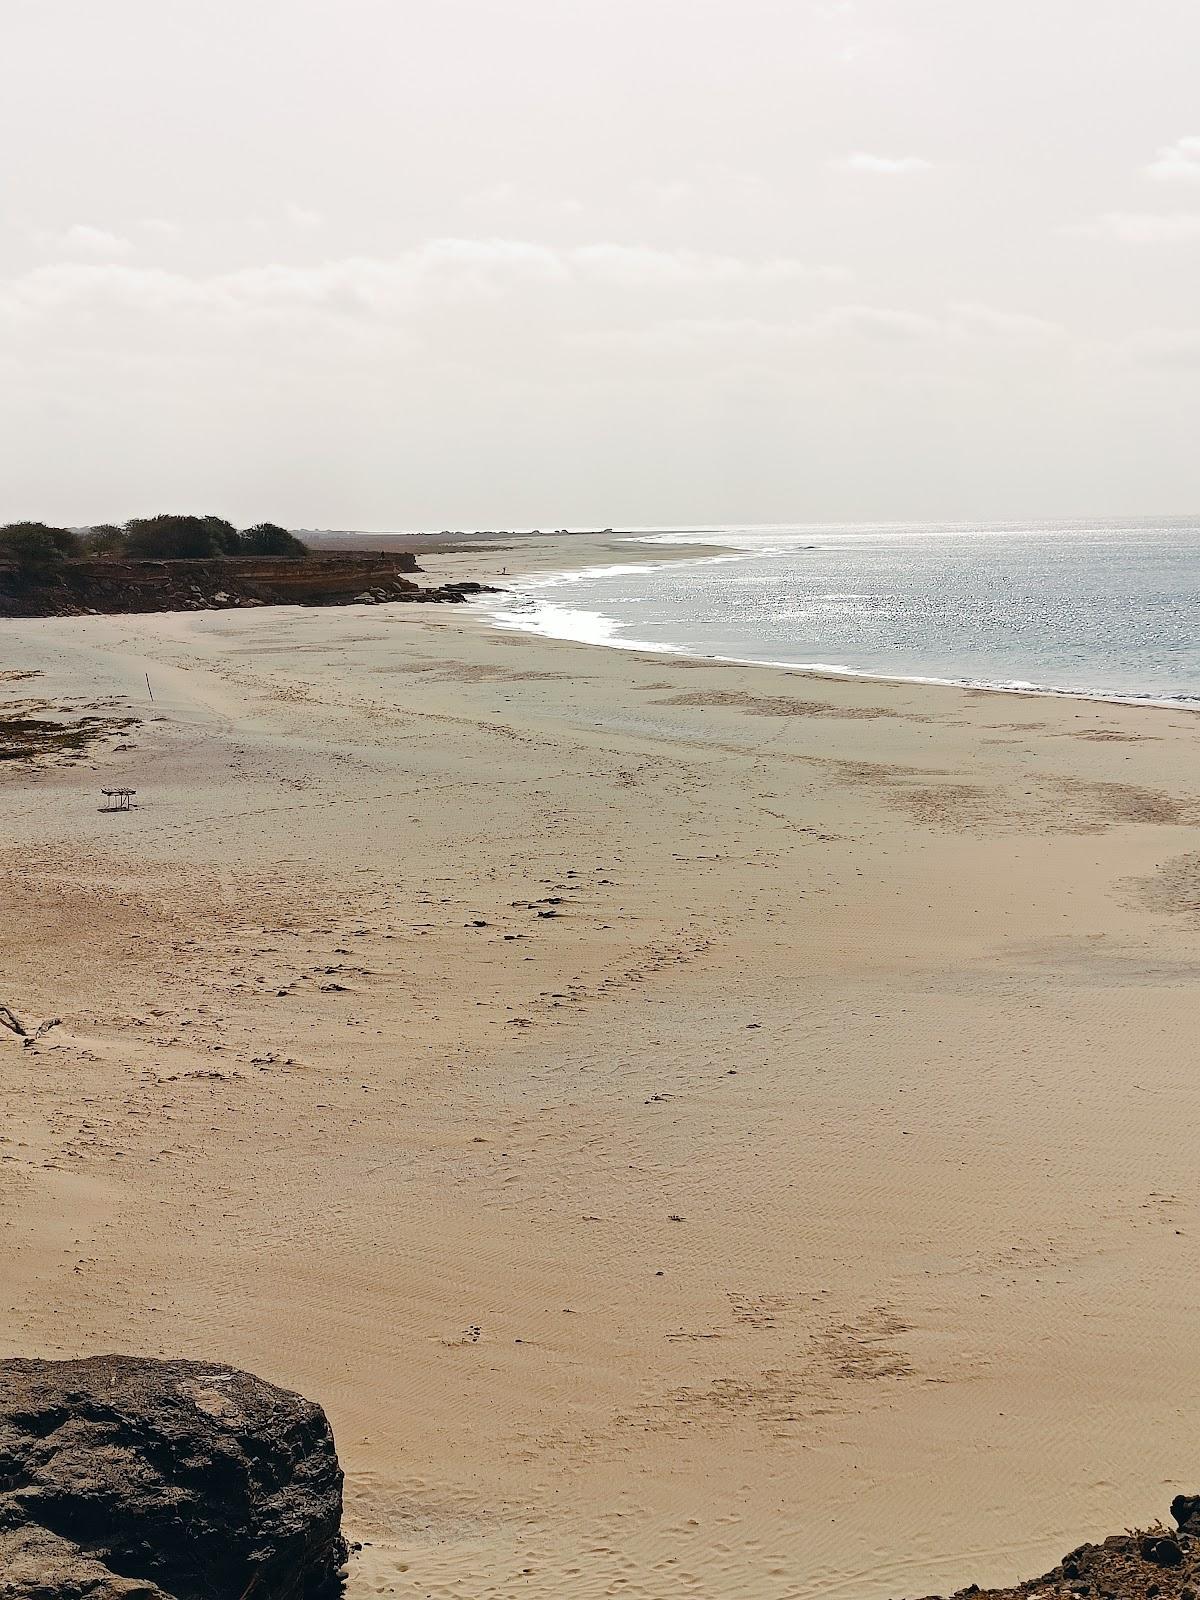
[488,519,1200,704]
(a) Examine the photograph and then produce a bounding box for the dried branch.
[0,1004,27,1038]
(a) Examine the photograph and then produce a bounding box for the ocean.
[487,518,1200,705]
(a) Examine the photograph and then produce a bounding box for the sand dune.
[3,534,1199,1598]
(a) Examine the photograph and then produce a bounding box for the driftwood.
[0,1009,62,1047]
[0,1004,27,1038]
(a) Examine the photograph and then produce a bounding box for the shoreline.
[10,522,1189,716]
[486,586,1200,713]
[3,533,1200,1597]
[473,528,1200,714]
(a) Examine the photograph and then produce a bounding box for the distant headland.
[0,515,497,617]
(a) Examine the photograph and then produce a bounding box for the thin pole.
[145,672,154,702]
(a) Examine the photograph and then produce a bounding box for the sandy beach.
[3,531,1200,1599]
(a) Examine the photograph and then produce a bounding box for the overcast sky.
[3,0,1199,529]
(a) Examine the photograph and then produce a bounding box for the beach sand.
[2,532,1199,1599]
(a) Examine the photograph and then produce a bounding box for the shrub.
[123,514,240,560]
[0,522,81,577]
[239,522,307,558]
[2,514,306,567]
[81,523,127,557]
[202,516,242,554]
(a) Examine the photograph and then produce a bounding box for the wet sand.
[3,532,1200,1598]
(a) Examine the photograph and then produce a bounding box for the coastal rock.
[0,551,505,618]
[1143,1533,1185,1567]
[0,1524,172,1599]
[0,553,422,617]
[909,1501,1200,1598]
[0,1355,346,1600]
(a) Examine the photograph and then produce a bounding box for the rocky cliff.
[0,1355,346,1599]
[0,553,491,617]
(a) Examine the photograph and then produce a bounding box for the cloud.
[814,304,938,340]
[4,264,201,317]
[0,253,1054,380]
[836,152,934,175]
[631,167,773,209]
[1146,136,1200,183]
[285,203,325,229]
[0,239,841,332]
[1116,327,1200,369]
[461,183,585,220]
[462,181,521,210]
[569,244,837,287]
[44,224,134,259]
[570,302,1064,363]
[813,302,1061,348]
[947,302,1064,346]
[1072,210,1200,241]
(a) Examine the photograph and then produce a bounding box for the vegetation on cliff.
[0,522,82,576]
[118,515,307,560]
[0,514,307,575]
[0,518,494,618]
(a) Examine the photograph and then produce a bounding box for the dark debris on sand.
[911,1499,1200,1600]
[0,713,139,763]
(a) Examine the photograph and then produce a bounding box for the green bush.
[239,522,307,558]
[0,522,81,577]
[3,515,308,567]
[81,524,126,557]
[123,514,241,559]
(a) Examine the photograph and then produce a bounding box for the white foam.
[474,522,1200,710]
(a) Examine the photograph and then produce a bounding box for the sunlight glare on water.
[489,519,1200,704]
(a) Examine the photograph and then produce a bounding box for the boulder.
[0,1355,346,1600]
[1142,1531,1185,1567]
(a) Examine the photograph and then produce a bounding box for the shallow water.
[489,519,1200,704]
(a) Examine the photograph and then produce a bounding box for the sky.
[2,0,1199,529]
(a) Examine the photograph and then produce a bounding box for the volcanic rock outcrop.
[0,1355,346,1599]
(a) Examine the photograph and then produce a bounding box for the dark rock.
[0,553,424,618]
[0,1524,171,1598]
[908,1502,1200,1598]
[1141,1534,1183,1568]
[1175,1496,1200,1534]
[0,1355,345,1600]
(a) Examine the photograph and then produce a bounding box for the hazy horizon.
[4,0,1199,529]
[297,512,1200,537]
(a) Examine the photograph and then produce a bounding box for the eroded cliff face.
[0,552,480,617]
